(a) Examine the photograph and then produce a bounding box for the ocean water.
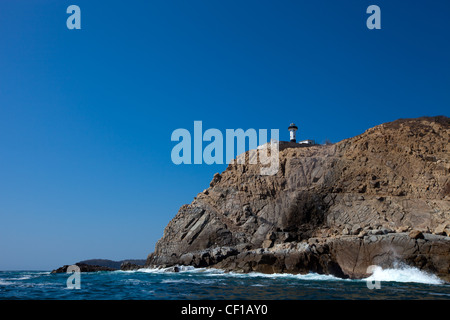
[1,266,449,300]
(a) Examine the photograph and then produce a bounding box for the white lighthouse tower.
[288,123,298,142]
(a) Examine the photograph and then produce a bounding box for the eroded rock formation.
[147,116,450,281]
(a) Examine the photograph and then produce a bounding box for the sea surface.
[1,266,449,300]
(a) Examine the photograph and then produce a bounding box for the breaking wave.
[132,266,347,281]
[363,265,444,285]
[133,265,445,285]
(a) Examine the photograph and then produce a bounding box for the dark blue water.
[1,267,449,300]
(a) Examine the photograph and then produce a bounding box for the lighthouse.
[288,123,298,142]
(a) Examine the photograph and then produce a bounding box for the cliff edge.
[147,116,450,281]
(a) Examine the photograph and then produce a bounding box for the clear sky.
[0,1,449,270]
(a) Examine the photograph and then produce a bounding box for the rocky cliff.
[147,116,450,281]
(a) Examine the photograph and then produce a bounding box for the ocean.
[1,265,449,300]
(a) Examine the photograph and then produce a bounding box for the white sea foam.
[160,279,186,283]
[0,280,13,285]
[133,266,347,281]
[364,265,444,285]
[124,264,445,285]
[220,271,347,281]
[10,275,33,280]
[135,265,198,273]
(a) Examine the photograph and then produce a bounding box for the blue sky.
[0,1,449,270]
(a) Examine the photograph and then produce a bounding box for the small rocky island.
[146,116,450,281]
[51,259,145,273]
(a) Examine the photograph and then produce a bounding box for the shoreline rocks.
[120,261,144,271]
[149,233,450,282]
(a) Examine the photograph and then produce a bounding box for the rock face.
[146,116,450,281]
[120,261,144,271]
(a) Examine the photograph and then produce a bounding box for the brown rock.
[396,226,410,233]
[262,239,274,249]
[120,262,143,271]
[409,230,425,239]
[435,223,449,236]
